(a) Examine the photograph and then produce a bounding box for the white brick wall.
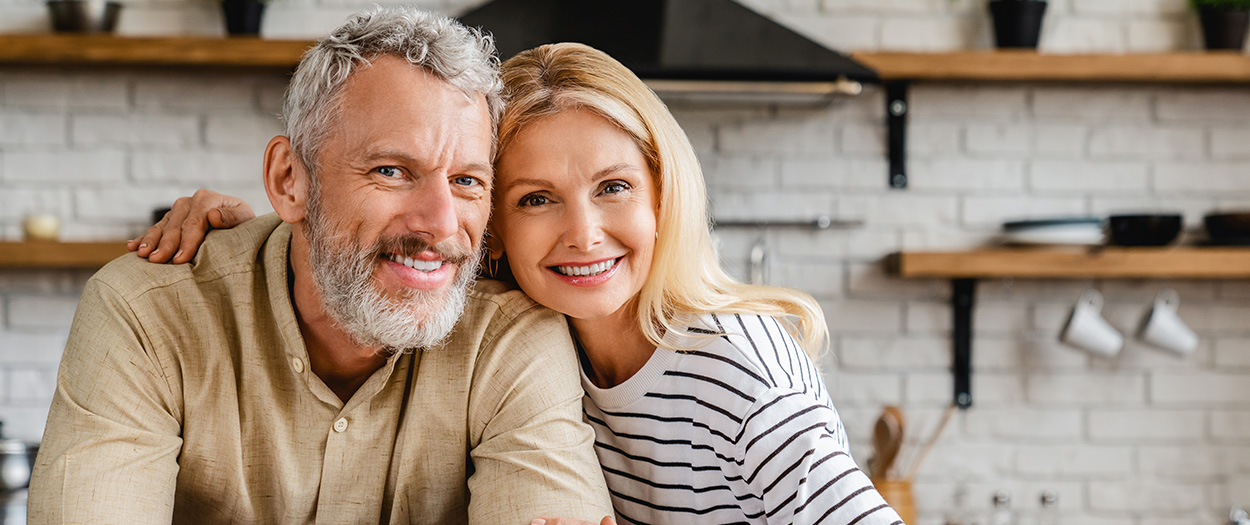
[4,0,1250,521]
[72,114,200,147]
[1015,444,1133,477]
[1089,409,1206,442]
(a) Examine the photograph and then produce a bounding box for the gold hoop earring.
[488,255,500,278]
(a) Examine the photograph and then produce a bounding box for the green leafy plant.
[1191,0,1250,10]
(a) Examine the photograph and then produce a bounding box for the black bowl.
[47,0,121,33]
[1204,212,1250,241]
[1107,214,1182,246]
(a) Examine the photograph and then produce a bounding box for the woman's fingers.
[167,189,246,264]
[206,199,255,229]
[135,198,190,263]
[127,189,253,264]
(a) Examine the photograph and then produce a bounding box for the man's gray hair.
[283,6,503,175]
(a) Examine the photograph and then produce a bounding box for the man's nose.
[403,179,458,243]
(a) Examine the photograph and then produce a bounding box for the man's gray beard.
[303,191,480,354]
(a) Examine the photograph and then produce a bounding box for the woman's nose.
[561,201,605,250]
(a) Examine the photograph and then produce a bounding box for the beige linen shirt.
[29,214,612,524]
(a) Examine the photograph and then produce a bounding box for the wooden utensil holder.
[872,478,916,524]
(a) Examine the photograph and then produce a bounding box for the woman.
[133,43,902,525]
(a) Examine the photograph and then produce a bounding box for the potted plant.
[221,0,265,36]
[1192,0,1250,51]
[988,0,1049,49]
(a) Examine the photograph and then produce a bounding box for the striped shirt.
[581,313,903,525]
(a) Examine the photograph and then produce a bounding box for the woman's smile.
[550,256,623,285]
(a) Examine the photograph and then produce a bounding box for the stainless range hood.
[457,0,878,103]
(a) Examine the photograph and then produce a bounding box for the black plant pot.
[1198,6,1249,51]
[989,0,1048,49]
[221,0,265,36]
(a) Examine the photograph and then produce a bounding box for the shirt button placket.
[291,357,305,374]
[333,417,349,433]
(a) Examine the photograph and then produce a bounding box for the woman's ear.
[485,225,504,258]
[263,135,308,224]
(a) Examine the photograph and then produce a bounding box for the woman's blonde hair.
[497,43,828,356]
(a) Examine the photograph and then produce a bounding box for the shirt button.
[333,417,348,433]
[291,358,305,373]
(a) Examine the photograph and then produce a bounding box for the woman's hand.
[127,189,255,264]
[531,516,616,525]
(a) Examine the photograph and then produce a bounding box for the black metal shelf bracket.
[886,81,910,189]
[952,279,976,409]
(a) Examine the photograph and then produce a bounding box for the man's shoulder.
[91,214,286,300]
[455,279,570,356]
[466,279,551,321]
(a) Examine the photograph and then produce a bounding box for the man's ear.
[263,135,308,224]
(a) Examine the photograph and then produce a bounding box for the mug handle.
[1156,288,1180,309]
[1079,289,1104,311]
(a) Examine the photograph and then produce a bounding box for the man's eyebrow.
[358,149,417,163]
[358,150,493,175]
[462,162,493,176]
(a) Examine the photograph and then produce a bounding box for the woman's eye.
[375,166,402,178]
[519,194,549,207]
[602,181,631,195]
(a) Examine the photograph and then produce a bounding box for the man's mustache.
[369,234,473,266]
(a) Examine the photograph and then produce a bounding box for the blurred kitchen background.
[2,0,1250,522]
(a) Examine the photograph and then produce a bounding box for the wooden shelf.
[1,35,1249,85]
[0,241,130,269]
[854,50,1250,83]
[892,247,1250,279]
[0,34,312,68]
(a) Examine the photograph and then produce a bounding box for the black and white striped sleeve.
[735,389,905,525]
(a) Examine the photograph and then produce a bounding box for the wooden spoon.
[871,406,905,479]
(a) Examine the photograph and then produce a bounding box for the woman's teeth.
[557,259,615,277]
[388,253,443,272]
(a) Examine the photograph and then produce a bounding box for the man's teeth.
[387,253,443,272]
[558,259,614,277]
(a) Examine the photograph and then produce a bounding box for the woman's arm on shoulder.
[127,189,255,264]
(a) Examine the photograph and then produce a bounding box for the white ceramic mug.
[1060,289,1124,357]
[1137,289,1198,356]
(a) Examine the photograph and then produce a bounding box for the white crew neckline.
[580,344,676,411]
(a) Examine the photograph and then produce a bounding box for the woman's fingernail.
[139,243,148,249]
[531,520,546,525]
[174,250,183,259]
[150,248,160,255]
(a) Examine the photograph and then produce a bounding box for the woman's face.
[493,109,658,322]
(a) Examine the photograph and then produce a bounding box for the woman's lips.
[548,257,622,286]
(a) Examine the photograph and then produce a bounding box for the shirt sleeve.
[465,305,614,524]
[28,277,183,525]
[737,388,905,525]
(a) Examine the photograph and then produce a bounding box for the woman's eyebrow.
[593,163,639,179]
[501,163,641,191]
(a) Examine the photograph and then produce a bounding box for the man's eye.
[375,166,402,178]
[519,194,549,207]
[453,176,481,187]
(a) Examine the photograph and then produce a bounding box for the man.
[29,7,612,523]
